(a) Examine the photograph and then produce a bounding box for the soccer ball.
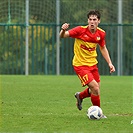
[87,106,103,120]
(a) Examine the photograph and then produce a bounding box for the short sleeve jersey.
[68,25,106,66]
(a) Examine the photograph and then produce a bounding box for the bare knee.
[87,80,100,95]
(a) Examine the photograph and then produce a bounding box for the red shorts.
[73,65,100,86]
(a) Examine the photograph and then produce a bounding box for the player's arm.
[99,45,115,73]
[59,23,70,38]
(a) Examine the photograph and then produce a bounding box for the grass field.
[0,75,132,132]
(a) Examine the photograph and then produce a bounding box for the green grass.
[0,75,133,133]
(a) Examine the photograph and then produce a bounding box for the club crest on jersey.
[96,37,100,41]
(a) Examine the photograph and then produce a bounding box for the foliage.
[0,0,132,75]
[0,24,56,74]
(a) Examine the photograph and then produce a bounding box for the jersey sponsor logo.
[80,44,95,52]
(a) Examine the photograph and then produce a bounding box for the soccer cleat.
[75,92,83,110]
[101,114,107,119]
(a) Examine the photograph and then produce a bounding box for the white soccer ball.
[87,106,103,120]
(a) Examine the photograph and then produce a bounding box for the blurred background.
[0,0,132,75]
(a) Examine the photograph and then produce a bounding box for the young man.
[59,10,115,118]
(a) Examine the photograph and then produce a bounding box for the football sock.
[79,88,91,99]
[91,94,100,107]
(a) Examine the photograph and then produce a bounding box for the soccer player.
[59,10,115,118]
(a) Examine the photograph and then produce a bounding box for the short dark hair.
[87,10,101,20]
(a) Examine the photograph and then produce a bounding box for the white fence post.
[56,0,60,75]
[117,0,123,76]
[25,0,29,75]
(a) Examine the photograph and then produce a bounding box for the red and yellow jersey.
[68,25,106,66]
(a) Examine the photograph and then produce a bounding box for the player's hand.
[108,63,115,73]
[61,23,70,30]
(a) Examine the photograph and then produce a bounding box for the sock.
[91,94,100,107]
[79,88,91,99]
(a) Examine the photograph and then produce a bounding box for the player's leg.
[87,65,101,107]
[73,66,93,110]
[79,87,91,99]
[74,65,101,110]
[87,80,100,107]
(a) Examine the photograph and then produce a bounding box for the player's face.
[88,15,100,32]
